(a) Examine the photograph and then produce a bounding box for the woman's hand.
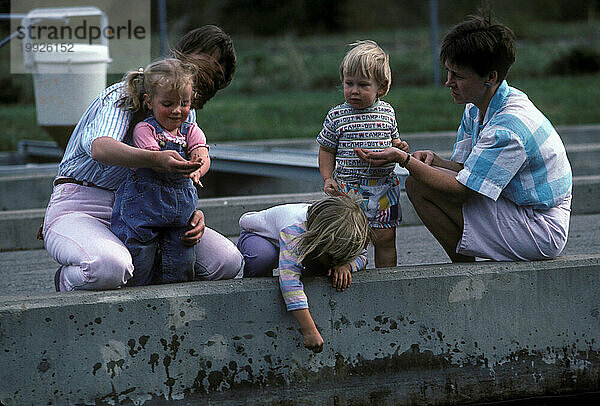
[153,150,202,175]
[412,150,436,166]
[181,210,206,247]
[323,178,342,196]
[91,138,202,175]
[354,147,404,166]
[329,263,352,291]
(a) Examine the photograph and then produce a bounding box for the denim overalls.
[111,116,199,286]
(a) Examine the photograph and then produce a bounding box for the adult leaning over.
[43,25,243,292]
[355,15,572,262]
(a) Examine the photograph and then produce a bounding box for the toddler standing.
[111,58,211,286]
[317,40,409,268]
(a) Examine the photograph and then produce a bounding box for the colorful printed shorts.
[337,173,402,229]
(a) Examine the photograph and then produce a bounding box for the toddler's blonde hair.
[339,40,392,97]
[117,55,223,122]
[296,196,372,268]
[118,58,197,115]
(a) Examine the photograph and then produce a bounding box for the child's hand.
[189,167,204,188]
[292,309,324,353]
[392,138,410,153]
[323,178,342,197]
[328,263,352,292]
[302,328,324,353]
[154,150,202,175]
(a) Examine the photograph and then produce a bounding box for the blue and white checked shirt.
[451,80,572,209]
[57,81,197,191]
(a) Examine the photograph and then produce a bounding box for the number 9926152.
[24,43,74,53]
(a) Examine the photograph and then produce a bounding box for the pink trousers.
[458,194,571,261]
[43,183,243,291]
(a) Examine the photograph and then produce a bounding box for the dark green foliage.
[164,0,599,37]
[547,47,600,76]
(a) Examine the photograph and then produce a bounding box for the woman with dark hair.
[356,15,572,262]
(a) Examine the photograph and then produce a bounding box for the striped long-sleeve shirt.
[239,203,368,311]
[56,81,197,191]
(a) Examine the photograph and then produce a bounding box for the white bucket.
[32,44,109,126]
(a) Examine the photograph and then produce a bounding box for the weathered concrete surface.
[1,125,599,211]
[2,172,599,251]
[1,255,600,405]
[1,212,599,299]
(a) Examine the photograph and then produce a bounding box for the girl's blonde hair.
[117,58,197,116]
[296,196,373,268]
[339,40,392,97]
[117,56,222,122]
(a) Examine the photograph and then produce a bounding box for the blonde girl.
[110,58,213,286]
[237,196,372,353]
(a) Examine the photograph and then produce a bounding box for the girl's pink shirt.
[132,121,209,153]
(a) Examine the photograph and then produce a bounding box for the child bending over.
[317,40,410,268]
[111,58,211,286]
[236,196,372,353]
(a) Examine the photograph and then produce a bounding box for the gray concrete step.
[2,251,599,405]
[1,212,598,299]
[0,141,598,211]
[2,180,599,251]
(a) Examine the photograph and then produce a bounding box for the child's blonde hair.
[117,56,222,121]
[118,58,196,114]
[339,40,392,97]
[296,196,372,268]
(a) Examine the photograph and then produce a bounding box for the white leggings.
[43,183,243,291]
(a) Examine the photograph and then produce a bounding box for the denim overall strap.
[135,116,190,183]
[143,116,165,136]
[179,121,191,136]
[143,116,190,158]
[144,116,190,138]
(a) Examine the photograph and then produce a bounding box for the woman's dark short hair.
[173,25,236,89]
[440,15,515,81]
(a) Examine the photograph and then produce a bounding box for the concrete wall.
[3,174,599,251]
[2,255,600,405]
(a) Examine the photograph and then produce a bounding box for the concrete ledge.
[0,192,421,251]
[1,125,598,211]
[2,175,599,251]
[1,255,599,405]
[572,175,600,215]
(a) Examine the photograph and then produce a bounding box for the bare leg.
[372,227,397,268]
[405,173,474,262]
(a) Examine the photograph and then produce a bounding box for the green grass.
[197,73,600,142]
[2,73,598,151]
[1,20,599,150]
